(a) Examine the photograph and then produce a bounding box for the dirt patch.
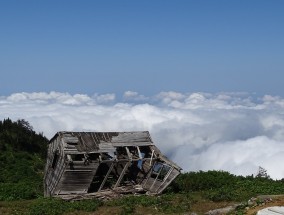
[191,200,235,214]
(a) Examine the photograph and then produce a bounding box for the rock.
[248,199,255,206]
[257,206,284,215]
[205,205,236,215]
[248,197,259,207]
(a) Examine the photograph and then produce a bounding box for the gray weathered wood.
[44,131,181,198]
[98,162,115,192]
[114,162,131,188]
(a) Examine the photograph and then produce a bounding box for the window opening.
[151,162,171,181]
[51,150,59,169]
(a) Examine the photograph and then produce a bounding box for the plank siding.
[44,131,181,198]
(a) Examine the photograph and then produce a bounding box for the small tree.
[256,166,270,179]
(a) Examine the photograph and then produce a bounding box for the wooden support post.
[149,164,164,191]
[114,162,130,188]
[157,169,179,194]
[142,161,156,188]
[137,146,142,159]
[98,162,115,192]
[155,166,174,193]
[149,149,155,166]
[125,147,132,161]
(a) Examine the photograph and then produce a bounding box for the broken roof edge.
[49,130,182,168]
[48,130,152,143]
[155,150,183,171]
[45,130,182,199]
[48,130,182,171]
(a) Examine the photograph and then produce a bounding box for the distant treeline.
[0,118,49,200]
[168,166,284,202]
[0,118,48,156]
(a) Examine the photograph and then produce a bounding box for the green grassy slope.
[0,118,48,200]
[1,118,284,215]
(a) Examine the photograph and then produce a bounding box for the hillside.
[1,118,284,214]
[0,118,48,200]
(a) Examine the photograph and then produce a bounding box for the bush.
[0,183,39,200]
[107,194,191,214]
[168,170,284,202]
[172,170,238,193]
[0,118,48,201]
[205,187,237,202]
[29,198,102,215]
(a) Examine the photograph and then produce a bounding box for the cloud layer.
[1,91,284,179]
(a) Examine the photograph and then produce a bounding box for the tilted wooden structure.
[44,131,181,199]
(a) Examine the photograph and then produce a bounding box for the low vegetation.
[1,118,284,214]
[171,170,284,202]
[0,118,48,201]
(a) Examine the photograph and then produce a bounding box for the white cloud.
[6,92,94,105]
[92,93,116,104]
[173,136,284,179]
[156,91,186,103]
[1,91,284,179]
[123,91,148,101]
[123,91,139,98]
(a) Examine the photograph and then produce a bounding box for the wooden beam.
[149,164,164,191]
[125,147,132,160]
[114,162,130,188]
[98,162,115,192]
[79,133,87,149]
[142,161,156,188]
[155,166,174,193]
[149,149,155,166]
[156,169,179,194]
[136,146,142,159]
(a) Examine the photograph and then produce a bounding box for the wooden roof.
[45,130,182,198]
[51,131,154,153]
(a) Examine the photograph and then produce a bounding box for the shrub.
[29,198,102,215]
[0,183,39,201]
[107,194,191,214]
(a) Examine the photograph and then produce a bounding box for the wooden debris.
[44,131,181,199]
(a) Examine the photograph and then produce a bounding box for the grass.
[2,191,284,215]
[0,193,237,215]
[0,200,33,215]
[2,170,284,214]
[105,193,192,214]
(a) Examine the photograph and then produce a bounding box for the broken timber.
[44,131,181,200]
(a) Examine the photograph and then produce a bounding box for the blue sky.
[1,0,284,97]
[1,1,284,178]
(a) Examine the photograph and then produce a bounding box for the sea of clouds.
[1,91,284,179]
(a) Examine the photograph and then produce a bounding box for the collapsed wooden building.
[44,131,181,200]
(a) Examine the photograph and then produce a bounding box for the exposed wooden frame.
[98,162,115,192]
[114,161,131,188]
[44,131,182,199]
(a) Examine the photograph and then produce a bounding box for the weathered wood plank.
[114,162,131,188]
[44,131,181,198]
[98,162,115,192]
